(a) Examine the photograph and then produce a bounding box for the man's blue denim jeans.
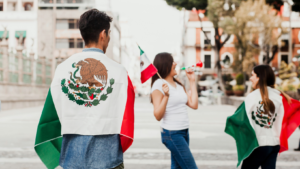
[161,128,198,169]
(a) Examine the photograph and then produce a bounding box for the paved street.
[0,97,299,169]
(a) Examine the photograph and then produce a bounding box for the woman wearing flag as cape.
[225,65,300,169]
[150,53,199,169]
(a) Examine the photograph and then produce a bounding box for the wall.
[0,43,50,111]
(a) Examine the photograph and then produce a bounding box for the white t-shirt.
[151,79,189,130]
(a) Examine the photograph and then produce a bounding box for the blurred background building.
[182,2,300,74]
[0,0,141,110]
[0,0,38,56]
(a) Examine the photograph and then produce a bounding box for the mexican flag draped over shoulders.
[225,87,300,167]
[34,52,135,169]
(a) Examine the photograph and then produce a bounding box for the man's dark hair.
[79,9,112,45]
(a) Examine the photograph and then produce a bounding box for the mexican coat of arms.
[251,101,277,128]
[61,58,114,107]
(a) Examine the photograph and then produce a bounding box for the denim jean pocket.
[161,129,171,141]
[160,127,165,133]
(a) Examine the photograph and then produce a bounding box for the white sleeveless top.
[151,79,189,130]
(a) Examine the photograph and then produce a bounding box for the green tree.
[165,0,296,91]
[165,0,238,92]
[220,0,286,75]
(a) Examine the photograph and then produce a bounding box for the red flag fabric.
[120,76,135,152]
[280,95,300,152]
[138,46,157,83]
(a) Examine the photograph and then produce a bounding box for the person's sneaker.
[294,148,300,151]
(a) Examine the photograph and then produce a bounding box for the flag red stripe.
[279,95,300,152]
[141,64,157,83]
[120,76,135,152]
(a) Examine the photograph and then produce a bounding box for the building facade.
[37,0,122,77]
[183,4,300,76]
[0,0,38,57]
[0,0,123,110]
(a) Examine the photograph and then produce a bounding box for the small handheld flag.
[181,61,203,70]
[138,45,158,83]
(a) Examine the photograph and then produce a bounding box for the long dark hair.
[253,65,290,116]
[150,53,183,102]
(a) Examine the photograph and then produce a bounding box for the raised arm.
[186,69,198,110]
[152,83,169,121]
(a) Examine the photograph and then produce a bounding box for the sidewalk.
[0,97,299,169]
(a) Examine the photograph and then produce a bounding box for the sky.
[111,0,183,61]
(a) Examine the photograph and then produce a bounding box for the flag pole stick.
[156,72,163,80]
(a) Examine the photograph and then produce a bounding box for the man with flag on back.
[225,65,300,169]
[34,9,135,169]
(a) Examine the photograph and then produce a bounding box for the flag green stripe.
[138,46,144,55]
[34,89,62,169]
[225,102,259,167]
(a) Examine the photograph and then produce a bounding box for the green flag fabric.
[34,89,62,169]
[225,102,259,167]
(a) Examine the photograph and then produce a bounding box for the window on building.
[204,55,211,68]
[39,7,53,10]
[281,55,288,64]
[76,38,84,48]
[24,2,33,11]
[0,3,3,11]
[7,2,17,11]
[204,31,211,45]
[57,7,79,10]
[68,19,79,29]
[56,19,79,29]
[223,55,231,66]
[69,38,75,48]
[281,39,289,52]
[56,38,83,49]
[56,39,69,49]
[56,19,69,29]
[280,33,289,52]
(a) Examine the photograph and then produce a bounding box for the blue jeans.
[161,128,198,169]
[59,134,123,169]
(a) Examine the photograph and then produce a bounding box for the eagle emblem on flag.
[61,58,115,107]
[251,101,277,128]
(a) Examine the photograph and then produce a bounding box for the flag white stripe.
[140,53,151,72]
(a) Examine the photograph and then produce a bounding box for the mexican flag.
[225,89,300,167]
[138,46,157,83]
[34,53,135,169]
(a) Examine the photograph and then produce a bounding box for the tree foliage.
[165,0,243,92]
[165,0,207,10]
[166,0,299,14]
[220,0,286,74]
[165,0,296,91]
